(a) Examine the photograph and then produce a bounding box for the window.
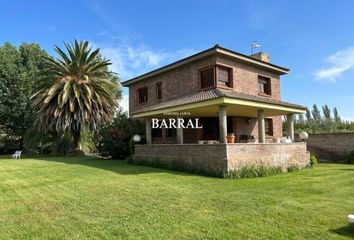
[200,67,215,89]
[138,87,148,104]
[166,128,176,138]
[156,82,162,100]
[217,66,231,87]
[265,119,273,136]
[258,76,271,95]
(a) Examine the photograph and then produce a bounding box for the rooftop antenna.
[251,41,261,54]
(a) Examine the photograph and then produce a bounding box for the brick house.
[121,45,310,176]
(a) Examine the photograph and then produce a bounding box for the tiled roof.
[122,45,289,86]
[132,89,307,114]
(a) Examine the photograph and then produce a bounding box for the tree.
[0,42,48,147]
[32,40,119,152]
[311,104,321,121]
[322,105,331,121]
[333,107,341,123]
[305,108,312,122]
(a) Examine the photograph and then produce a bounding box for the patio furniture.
[12,151,22,159]
[239,135,256,143]
[348,214,354,223]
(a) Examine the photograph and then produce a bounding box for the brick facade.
[128,53,284,143]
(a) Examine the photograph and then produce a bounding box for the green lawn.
[0,156,353,239]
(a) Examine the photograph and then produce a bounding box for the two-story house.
[121,45,310,176]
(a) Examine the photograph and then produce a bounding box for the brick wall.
[129,56,216,115]
[227,143,309,171]
[133,144,228,175]
[133,143,310,176]
[216,56,281,100]
[303,133,354,162]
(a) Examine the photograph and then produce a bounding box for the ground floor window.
[265,118,273,136]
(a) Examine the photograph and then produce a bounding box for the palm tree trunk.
[72,124,81,150]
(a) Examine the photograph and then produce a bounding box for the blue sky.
[1,0,354,119]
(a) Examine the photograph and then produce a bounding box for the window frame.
[199,65,233,90]
[200,66,216,90]
[216,65,232,88]
[137,86,148,104]
[156,82,162,100]
[265,118,274,136]
[258,75,271,96]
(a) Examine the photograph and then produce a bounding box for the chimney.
[250,52,270,63]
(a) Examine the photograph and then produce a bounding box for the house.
[121,45,310,176]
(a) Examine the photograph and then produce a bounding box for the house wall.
[133,143,310,177]
[129,55,283,139]
[129,56,217,115]
[216,56,281,100]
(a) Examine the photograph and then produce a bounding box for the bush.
[310,154,318,167]
[348,150,354,164]
[225,165,283,179]
[287,165,300,172]
[94,110,145,159]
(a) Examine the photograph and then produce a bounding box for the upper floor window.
[156,82,162,100]
[258,76,271,95]
[265,118,273,136]
[200,67,215,89]
[200,65,232,90]
[138,87,148,104]
[216,66,231,87]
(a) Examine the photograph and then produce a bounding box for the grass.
[0,156,353,239]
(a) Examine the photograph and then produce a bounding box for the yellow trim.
[132,97,306,118]
[132,98,224,118]
[223,97,306,113]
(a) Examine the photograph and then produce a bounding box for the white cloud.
[97,42,197,80]
[314,47,354,82]
[95,41,198,113]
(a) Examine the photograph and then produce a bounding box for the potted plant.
[227,133,235,143]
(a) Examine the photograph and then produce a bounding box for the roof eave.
[121,46,289,87]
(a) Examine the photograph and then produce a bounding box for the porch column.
[176,127,183,144]
[145,118,152,144]
[219,105,227,144]
[257,109,265,143]
[287,113,294,142]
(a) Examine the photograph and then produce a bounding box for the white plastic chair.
[12,151,22,159]
[348,214,354,223]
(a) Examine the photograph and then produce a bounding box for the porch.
[131,89,310,175]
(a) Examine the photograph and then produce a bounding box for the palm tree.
[32,40,118,152]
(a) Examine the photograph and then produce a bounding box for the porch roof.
[132,89,307,118]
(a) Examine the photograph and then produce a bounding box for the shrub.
[310,154,319,167]
[348,150,354,164]
[287,165,300,172]
[225,165,283,179]
[94,110,145,159]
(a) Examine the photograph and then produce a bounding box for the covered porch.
[135,95,305,145]
[131,90,310,176]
